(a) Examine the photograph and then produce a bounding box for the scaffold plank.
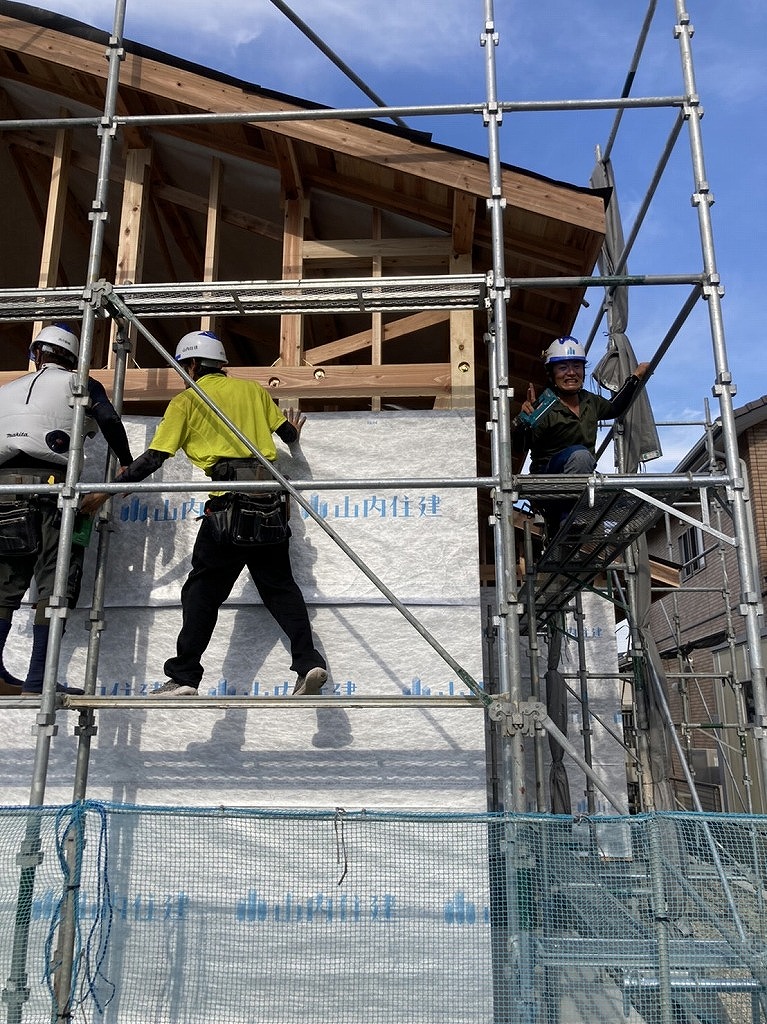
[525,486,692,626]
[0,274,488,322]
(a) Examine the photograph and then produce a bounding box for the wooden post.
[33,120,71,364]
[108,147,152,368]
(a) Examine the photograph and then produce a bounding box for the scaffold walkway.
[522,482,697,626]
[0,274,488,323]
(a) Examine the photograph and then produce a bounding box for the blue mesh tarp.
[0,804,766,1023]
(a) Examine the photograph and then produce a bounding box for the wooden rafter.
[0,15,605,233]
[303,236,451,268]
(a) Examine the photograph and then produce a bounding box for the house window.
[679,525,706,580]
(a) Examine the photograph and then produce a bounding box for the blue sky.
[34,0,765,468]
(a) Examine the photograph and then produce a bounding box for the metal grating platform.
[0,274,488,322]
[524,485,688,626]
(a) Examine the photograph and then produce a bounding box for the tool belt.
[0,469,65,485]
[209,457,273,483]
[207,458,289,546]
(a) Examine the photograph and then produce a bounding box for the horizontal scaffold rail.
[0,272,708,324]
[1,694,486,710]
[0,275,488,322]
[515,471,733,497]
[0,93,687,134]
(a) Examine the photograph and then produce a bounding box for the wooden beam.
[151,182,283,242]
[36,123,70,292]
[0,16,606,232]
[304,165,599,275]
[0,364,461,403]
[267,133,303,201]
[302,237,451,266]
[0,98,115,280]
[445,252,475,410]
[32,119,71,352]
[2,120,596,279]
[439,192,478,409]
[115,149,152,287]
[451,191,477,257]
[279,195,305,367]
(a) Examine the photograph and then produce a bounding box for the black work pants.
[164,516,325,687]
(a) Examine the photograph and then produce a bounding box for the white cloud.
[44,0,475,70]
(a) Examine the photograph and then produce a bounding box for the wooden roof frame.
[0,2,607,414]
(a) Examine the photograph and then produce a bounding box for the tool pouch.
[0,500,41,556]
[204,493,289,546]
[228,492,289,546]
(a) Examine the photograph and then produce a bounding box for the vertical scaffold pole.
[481,6,536,1024]
[673,0,767,800]
[26,0,128,809]
[6,6,128,1024]
[481,0,526,816]
[51,327,131,1020]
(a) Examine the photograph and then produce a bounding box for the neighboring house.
[645,395,767,812]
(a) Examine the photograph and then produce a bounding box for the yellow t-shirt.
[149,374,286,473]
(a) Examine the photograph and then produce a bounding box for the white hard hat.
[32,323,80,361]
[174,330,228,365]
[543,335,587,366]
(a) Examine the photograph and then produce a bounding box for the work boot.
[292,666,328,696]
[149,680,199,697]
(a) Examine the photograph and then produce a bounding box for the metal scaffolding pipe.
[0,94,688,135]
[674,0,767,798]
[481,0,526,815]
[601,0,660,161]
[586,110,687,351]
[266,0,409,129]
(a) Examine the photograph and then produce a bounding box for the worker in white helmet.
[82,330,328,698]
[515,335,650,474]
[0,324,133,696]
[512,335,650,534]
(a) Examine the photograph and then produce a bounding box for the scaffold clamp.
[487,698,547,737]
[90,278,114,311]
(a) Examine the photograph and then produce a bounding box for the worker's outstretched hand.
[520,382,536,415]
[80,466,131,516]
[80,492,109,516]
[634,362,651,380]
[285,407,307,439]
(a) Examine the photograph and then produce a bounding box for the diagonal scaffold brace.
[487,697,629,814]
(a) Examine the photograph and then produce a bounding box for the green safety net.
[0,803,765,1023]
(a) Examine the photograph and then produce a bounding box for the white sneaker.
[292,667,328,696]
[150,680,199,697]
